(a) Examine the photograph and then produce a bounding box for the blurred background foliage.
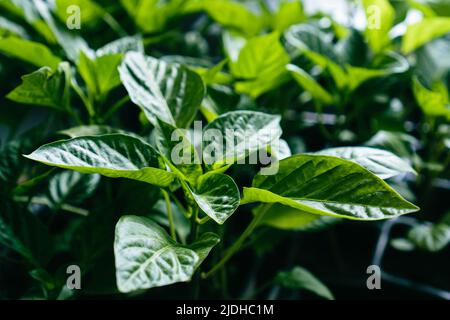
[0,0,449,299]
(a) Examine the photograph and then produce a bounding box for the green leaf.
[408,223,450,252]
[285,24,348,89]
[276,266,334,300]
[34,0,93,62]
[362,0,395,53]
[77,51,123,99]
[45,171,100,210]
[154,119,203,185]
[287,64,334,105]
[201,0,264,36]
[188,172,240,225]
[271,0,304,33]
[316,147,417,179]
[242,155,419,220]
[202,111,282,168]
[402,17,450,54]
[0,37,61,69]
[412,76,450,119]
[229,32,290,97]
[7,63,70,111]
[114,215,220,292]
[119,52,205,128]
[120,0,186,33]
[54,0,104,25]
[24,134,177,188]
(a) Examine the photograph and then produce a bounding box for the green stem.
[189,206,199,244]
[202,204,272,279]
[162,190,176,241]
[102,13,127,37]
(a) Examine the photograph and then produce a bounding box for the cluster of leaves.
[0,0,449,300]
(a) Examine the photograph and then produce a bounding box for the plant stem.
[189,206,199,244]
[162,190,176,241]
[202,204,272,279]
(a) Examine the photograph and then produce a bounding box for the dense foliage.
[0,0,449,300]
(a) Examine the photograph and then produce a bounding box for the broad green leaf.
[316,147,416,179]
[402,17,450,54]
[77,51,123,99]
[119,52,205,128]
[34,0,93,62]
[362,0,395,53]
[230,32,290,97]
[7,63,70,111]
[0,37,61,69]
[287,64,334,105]
[408,223,450,252]
[24,134,177,188]
[154,119,203,185]
[271,0,304,33]
[276,266,334,300]
[242,155,419,220]
[201,0,264,36]
[412,76,450,119]
[114,215,220,292]
[202,111,282,168]
[45,171,100,210]
[188,172,240,225]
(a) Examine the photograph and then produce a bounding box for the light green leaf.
[0,37,61,69]
[24,134,177,188]
[276,266,334,300]
[402,17,450,54]
[316,147,417,179]
[34,0,93,62]
[54,0,104,25]
[230,32,290,97]
[287,64,334,105]
[362,0,395,53]
[202,111,282,168]
[202,0,264,36]
[257,203,328,231]
[77,51,123,99]
[114,215,219,292]
[271,0,304,33]
[188,172,240,225]
[412,76,450,119]
[120,0,186,33]
[242,155,419,220]
[7,63,70,111]
[119,52,205,128]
